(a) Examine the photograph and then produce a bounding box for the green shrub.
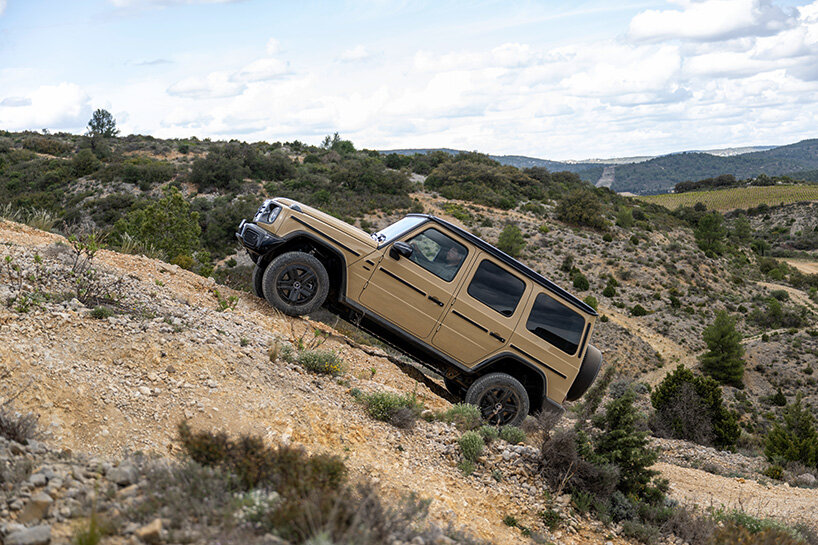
[498,426,526,444]
[89,306,114,319]
[595,390,665,502]
[177,422,346,492]
[572,273,590,291]
[438,403,482,430]
[583,295,598,310]
[358,391,422,428]
[497,224,526,257]
[478,425,499,444]
[650,364,740,449]
[571,490,593,514]
[556,190,606,230]
[764,395,818,467]
[459,431,484,462]
[539,508,561,531]
[457,460,475,476]
[297,349,346,376]
[630,304,648,316]
[762,464,784,480]
[602,285,616,297]
[621,520,660,544]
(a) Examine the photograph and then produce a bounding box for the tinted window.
[526,293,586,354]
[467,260,525,316]
[405,228,468,282]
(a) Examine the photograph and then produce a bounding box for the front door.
[359,226,472,340]
[432,256,530,365]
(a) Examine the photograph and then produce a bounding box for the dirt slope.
[1,219,816,542]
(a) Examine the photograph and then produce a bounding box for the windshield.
[371,216,426,245]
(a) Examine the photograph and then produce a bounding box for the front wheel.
[251,264,265,298]
[465,373,529,427]
[261,252,329,316]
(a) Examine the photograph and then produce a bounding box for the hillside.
[3,130,818,544]
[2,220,818,545]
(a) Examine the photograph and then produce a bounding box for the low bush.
[478,425,498,444]
[498,426,526,444]
[438,403,482,430]
[650,364,740,449]
[459,431,484,462]
[356,391,423,428]
[0,405,39,444]
[296,349,346,376]
[177,422,346,492]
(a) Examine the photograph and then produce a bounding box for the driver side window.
[405,228,468,282]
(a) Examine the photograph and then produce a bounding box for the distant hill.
[382,141,818,196]
[380,148,607,181]
[611,139,818,194]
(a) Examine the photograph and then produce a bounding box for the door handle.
[428,295,444,307]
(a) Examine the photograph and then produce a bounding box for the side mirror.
[389,241,413,260]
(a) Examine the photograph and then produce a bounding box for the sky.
[1,0,818,160]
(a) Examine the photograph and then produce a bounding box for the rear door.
[509,290,590,400]
[359,225,473,340]
[432,255,531,365]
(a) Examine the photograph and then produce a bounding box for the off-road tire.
[261,251,329,316]
[251,264,265,298]
[465,373,529,427]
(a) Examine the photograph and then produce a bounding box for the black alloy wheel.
[276,264,318,304]
[465,372,530,427]
[261,251,329,316]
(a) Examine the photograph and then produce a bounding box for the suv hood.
[274,198,377,249]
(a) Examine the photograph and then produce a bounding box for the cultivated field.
[637,184,818,211]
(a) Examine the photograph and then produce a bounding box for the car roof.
[407,214,599,317]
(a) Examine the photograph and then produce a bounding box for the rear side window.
[526,293,585,354]
[467,260,525,316]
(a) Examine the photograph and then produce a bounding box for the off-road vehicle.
[237,197,602,426]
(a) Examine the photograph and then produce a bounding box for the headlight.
[253,200,281,223]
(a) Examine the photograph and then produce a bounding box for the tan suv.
[237,197,602,426]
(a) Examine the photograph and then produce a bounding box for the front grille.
[243,228,259,247]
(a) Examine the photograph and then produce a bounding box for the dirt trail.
[600,305,698,385]
[656,462,818,528]
[783,259,818,275]
[758,281,818,314]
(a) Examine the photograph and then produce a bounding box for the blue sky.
[1,0,818,159]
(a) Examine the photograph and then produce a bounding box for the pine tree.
[700,311,745,387]
[694,211,727,256]
[764,395,818,468]
[594,389,663,502]
[497,224,525,258]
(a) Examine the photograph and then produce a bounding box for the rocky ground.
[1,219,817,545]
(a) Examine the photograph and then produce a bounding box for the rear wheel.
[262,251,329,316]
[465,373,529,427]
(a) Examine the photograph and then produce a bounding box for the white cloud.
[629,0,796,42]
[266,38,281,56]
[234,58,290,82]
[0,83,91,130]
[167,71,246,98]
[338,45,371,62]
[0,97,32,107]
